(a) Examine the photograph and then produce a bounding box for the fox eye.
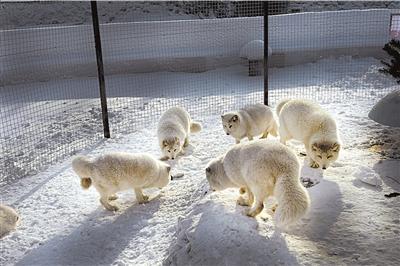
[327,155,333,159]
[317,155,322,159]
[229,125,232,128]
[174,149,177,152]
[168,150,171,152]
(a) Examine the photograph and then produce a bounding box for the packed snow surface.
[1,57,400,265]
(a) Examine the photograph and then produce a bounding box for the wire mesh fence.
[99,1,265,135]
[1,1,399,185]
[0,1,104,185]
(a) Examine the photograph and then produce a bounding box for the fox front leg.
[305,144,319,168]
[183,137,189,147]
[261,131,269,139]
[237,188,254,206]
[100,196,119,211]
[134,188,149,204]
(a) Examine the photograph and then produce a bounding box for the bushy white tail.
[276,99,291,116]
[72,156,94,189]
[274,174,310,228]
[190,121,202,133]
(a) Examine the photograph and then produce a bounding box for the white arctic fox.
[205,140,310,228]
[0,204,20,238]
[72,152,171,211]
[277,99,341,169]
[157,107,202,160]
[221,103,278,144]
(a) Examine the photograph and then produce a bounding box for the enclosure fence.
[1,1,399,185]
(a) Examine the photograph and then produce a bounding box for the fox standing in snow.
[205,140,310,228]
[157,107,202,160]
[221,103,278,144]
[276,99,341,169]
[72,152,171,211]
[0,204,20,238]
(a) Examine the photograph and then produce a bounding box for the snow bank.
[239,40,271,60]
[1,9,392,85]
[368,89,400,127]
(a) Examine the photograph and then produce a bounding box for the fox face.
[205,157,228,191]
[161,137,182,160]
[221,113,240,136]
[309,142,340,169]
[155,163,172,188]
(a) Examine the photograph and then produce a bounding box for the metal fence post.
[91,1,110,138]
[263,1,269,106]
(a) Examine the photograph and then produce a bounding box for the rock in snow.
[239,40,271,60]
[353,165,383,187]
[368,89,400,127]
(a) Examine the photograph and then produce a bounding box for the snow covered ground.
[1,56,400,265]
[1,56,396,185]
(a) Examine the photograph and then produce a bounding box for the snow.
[369,89,400,127]
[1,56,400,265]
[353,165,383,187]
[239,40,270,60]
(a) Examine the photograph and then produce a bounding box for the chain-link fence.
[1,1,399,185]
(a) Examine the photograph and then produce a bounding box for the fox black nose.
[171,157,175,160]
[322,166,326,170]
[226,133,230,135]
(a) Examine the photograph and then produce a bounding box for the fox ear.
[174,137,180,144]
[162,140,168,147]
[332,143,340,152]
[311,143,318,151]
[232,115,239,122]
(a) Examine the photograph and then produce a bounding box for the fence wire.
[0,1,103,185]
[1,1,399,185]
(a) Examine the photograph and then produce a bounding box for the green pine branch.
[380,39,400,83]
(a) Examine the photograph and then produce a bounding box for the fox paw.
[138,195,149,204]
[310,161,319,168]
[245,209,258,218]
[105,204,119,212]
[237,196,249,206]
[108,195,118,201]
[160,156,169,161]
